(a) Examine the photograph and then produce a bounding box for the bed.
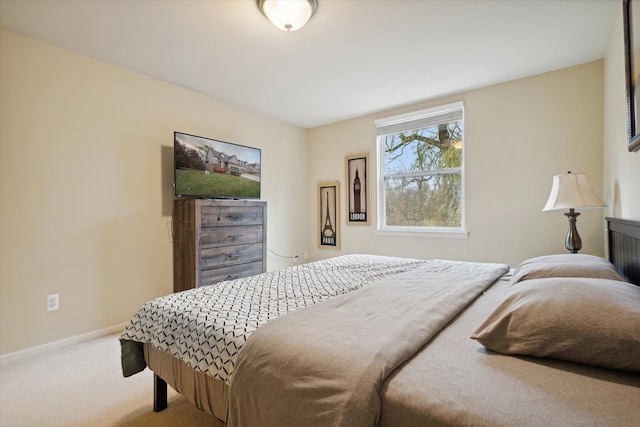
[120,217,640,426]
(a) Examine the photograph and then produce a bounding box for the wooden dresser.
[173,198,267,292]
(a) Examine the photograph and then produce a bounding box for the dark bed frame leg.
[153,374,168,412]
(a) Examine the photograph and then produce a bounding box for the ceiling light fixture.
[258,0,318,32]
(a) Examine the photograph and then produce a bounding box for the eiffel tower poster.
[318,181,340,249]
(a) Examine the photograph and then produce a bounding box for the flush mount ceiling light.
[258,0,318,32]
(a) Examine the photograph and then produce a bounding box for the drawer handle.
[226,234,243,241]
[227,254,240,260]
[226,274,241,280]
[226,215,241,220]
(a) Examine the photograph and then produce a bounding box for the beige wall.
[4,20,637,356]
[603,8,640,222]
[0,30,309,355]
[308,61,606,267]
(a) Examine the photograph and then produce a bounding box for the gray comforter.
[120,255,431,382]
[227,260,509,427]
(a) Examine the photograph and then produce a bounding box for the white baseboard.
[0,322,127,366]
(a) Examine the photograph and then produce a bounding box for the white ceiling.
[0,0,619,129]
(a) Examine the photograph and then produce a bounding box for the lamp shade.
[258,0,317,32]
[542,172,606,211]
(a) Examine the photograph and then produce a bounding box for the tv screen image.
[174,132,261,199]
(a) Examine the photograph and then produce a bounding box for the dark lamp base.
[564,209,582,253]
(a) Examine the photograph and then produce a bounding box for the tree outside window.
[376,103,464,231]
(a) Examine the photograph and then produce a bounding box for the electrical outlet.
[293,253,299,263]
[304,251,308,260]
[47,294,59,311]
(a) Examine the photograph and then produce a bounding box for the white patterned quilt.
[120,254,429,384]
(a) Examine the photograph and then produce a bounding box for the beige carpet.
[0,333,224,426]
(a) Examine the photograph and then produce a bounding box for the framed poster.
[345,153,369,224]
[624,0,640,151]
[318,181,340,249]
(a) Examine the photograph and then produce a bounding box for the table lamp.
[542,171,606,253]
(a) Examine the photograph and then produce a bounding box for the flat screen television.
[174,131,261,199]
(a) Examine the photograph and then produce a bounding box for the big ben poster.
[346,153,369,224]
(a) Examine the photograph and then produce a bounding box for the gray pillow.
[511,254,623,285]
[471,277,640,372]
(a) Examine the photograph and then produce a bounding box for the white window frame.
[375,102,467,238]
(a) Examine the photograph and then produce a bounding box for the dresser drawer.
[201,243,263,269]
[200,225,263,247]
[201,261,264,286]
[201,206,264,227]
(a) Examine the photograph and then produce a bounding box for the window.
[376,102,464,234]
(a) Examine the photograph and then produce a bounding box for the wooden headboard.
[606,217,640,286]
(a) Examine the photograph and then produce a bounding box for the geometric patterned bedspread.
[120,254,429,384]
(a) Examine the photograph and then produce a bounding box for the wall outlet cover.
[47,294,59,311]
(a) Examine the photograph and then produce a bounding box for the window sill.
[375,227,469,239]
